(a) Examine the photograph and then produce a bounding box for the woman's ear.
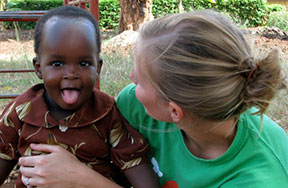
[33,57,42,79]
[168,102,183,123]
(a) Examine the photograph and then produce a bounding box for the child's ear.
[168,102,183,123]
[97,57,103,76]
[33,57,42,79]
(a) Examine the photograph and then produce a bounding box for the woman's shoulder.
[233,109,288,186]
[117,83,137,101]
[116,84,145,125]
[241,108,287,139]
[116,83,143,115]
[240,108,288,165]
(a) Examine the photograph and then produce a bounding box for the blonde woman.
[19,10,288,187]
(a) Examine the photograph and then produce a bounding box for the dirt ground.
[0,27,287,188]
[0,27,288,61]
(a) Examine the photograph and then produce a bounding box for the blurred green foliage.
[2,0,286,30]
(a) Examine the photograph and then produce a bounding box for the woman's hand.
[19,144,121,188]
[19,144,81,188]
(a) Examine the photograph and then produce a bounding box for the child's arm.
[107,104,161,187]
[0,158,17,185]
[124,164,161,188]
[0,101,20,185]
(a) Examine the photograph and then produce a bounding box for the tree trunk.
[178,0,184,13]
[118,0,153,34]
[0,0,4,30]
[0,0,3,10]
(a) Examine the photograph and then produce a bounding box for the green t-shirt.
[116,84,288,188]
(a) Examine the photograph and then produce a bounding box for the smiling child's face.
[34,17,99,111]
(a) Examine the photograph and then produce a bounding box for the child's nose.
[63,65,79,79]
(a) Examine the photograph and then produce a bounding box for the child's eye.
[79,61,91,67]
[51,61,63,67]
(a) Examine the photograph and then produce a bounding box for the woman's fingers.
[29,143,77,161]
[22,174,47,188]
[22,175,32,188]
[19,145,80,187]
[19,155,43,167]
[30,143,62,153]
[19,144,100,187]
[19,144,77,167]
[20,162,54,188]
[19,166,35,177]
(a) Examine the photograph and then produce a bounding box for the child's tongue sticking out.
[61,90,80,104]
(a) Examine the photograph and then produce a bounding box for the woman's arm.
[19,144,122,188]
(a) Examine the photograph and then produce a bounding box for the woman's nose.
[129,68,137,83]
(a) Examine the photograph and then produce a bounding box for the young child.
[0,6,160,188]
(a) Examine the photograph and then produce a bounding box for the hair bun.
[241,49,285,114]
[238,56,260,81]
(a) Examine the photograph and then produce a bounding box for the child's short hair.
[34,5,100,55]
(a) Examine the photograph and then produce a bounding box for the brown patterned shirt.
[0,84,149,187]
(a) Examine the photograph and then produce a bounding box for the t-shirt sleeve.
[107,103,149,171]
[0,101,21,161]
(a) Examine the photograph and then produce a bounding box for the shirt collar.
[17,84,115,128]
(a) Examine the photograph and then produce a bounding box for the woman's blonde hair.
[136,9,286,121]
